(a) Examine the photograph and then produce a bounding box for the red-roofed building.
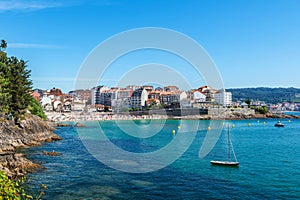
[32,91,40,101]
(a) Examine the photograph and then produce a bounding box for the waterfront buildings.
[91,86,108,106]
[214,90,232,106]
[38,85,239,113]
[130,88,148,110]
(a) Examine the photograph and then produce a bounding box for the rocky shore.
[223,112,300,120]
[46,111,300,123]
[0,113,61,178]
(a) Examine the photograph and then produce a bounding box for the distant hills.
[226,87,300,104]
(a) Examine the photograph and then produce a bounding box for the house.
[241,102,249,108]
[193,91,206,102]
[41,96,52,111]
[32,91,40,101]
[164,86,179,92]
[159,91,179,106]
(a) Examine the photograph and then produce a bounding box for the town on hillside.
[33,85,231,112]
[31,85,300,121]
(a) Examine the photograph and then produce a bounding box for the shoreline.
[1,111,298,179]
[47,111,300,124]
[0,113,61,178]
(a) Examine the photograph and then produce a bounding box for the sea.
[25,116,300,199]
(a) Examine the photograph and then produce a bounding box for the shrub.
[28,98,47,120]
[255,106,269,114]
[0,171,32,200]
[0,171,47,200]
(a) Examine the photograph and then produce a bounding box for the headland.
[0,113,61,178]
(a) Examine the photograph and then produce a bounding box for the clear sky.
[1,0,300,92]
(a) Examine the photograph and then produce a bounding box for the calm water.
[25,119,300,199]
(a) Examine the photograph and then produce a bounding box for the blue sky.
[1,0,300,92]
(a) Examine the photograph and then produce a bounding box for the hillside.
[226,87,300,104]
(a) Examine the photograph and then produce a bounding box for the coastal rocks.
[0,152,41,178]
[0,114,61,152]
[55,123,71,127]
[266,113,300,119]
[0,113,61,178]
[74,122,86,127]
[42,150,61,156]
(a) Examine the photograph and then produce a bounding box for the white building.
[214,90,232,106]
[130,88,148,110]
[180,91,191,108]
[91,86,109,105]
[193,91,206,102]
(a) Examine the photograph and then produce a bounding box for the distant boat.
[274,121,284,127]
[210,125,239,167]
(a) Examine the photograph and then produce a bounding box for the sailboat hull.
[210,160,239,166]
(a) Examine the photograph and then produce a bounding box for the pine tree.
[0,51,10,114]
[0,39,43,124]
[6,57,33,123]
[0,40,7,51]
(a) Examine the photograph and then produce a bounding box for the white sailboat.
[210,124,239,166]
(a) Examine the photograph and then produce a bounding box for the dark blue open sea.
[25,119,300,199]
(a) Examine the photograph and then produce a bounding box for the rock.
[0,113,61,178]
[0,152,41,179]
[74,122,86,127]
[55,123,71,127]
[42,150,61,156]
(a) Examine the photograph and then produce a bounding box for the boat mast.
[228,125,231,162]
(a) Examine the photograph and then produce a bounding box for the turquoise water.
[285,111,300,116]
[25,119,300,199]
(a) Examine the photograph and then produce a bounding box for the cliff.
[0,113,61,178]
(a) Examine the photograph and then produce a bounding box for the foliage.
[0,171,32,200]
[0,72,11,114]
[7,57,33,123]
[121,108,129,112]
[0,40,7,51]
[245,99,251,106]
[161,104,167,108]
[0,39,46,123]
[254,106,269,114]
[104,107,109,112]
[0,171,47,200]
[227,87,300,104]
[28,98,47,120]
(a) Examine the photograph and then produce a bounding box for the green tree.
[0,75,10,114]
[0,50,10,114]
[245,99,251,106]
[6,57,33,123]
[0,39,7,51]
[255,106,269,114]
[0,40,46,123]
[104,106,109,112]
[28,98,47,120]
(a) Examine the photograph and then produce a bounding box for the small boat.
[210,124,239,167]
[274,121,284,127]
[210,160,239,166]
